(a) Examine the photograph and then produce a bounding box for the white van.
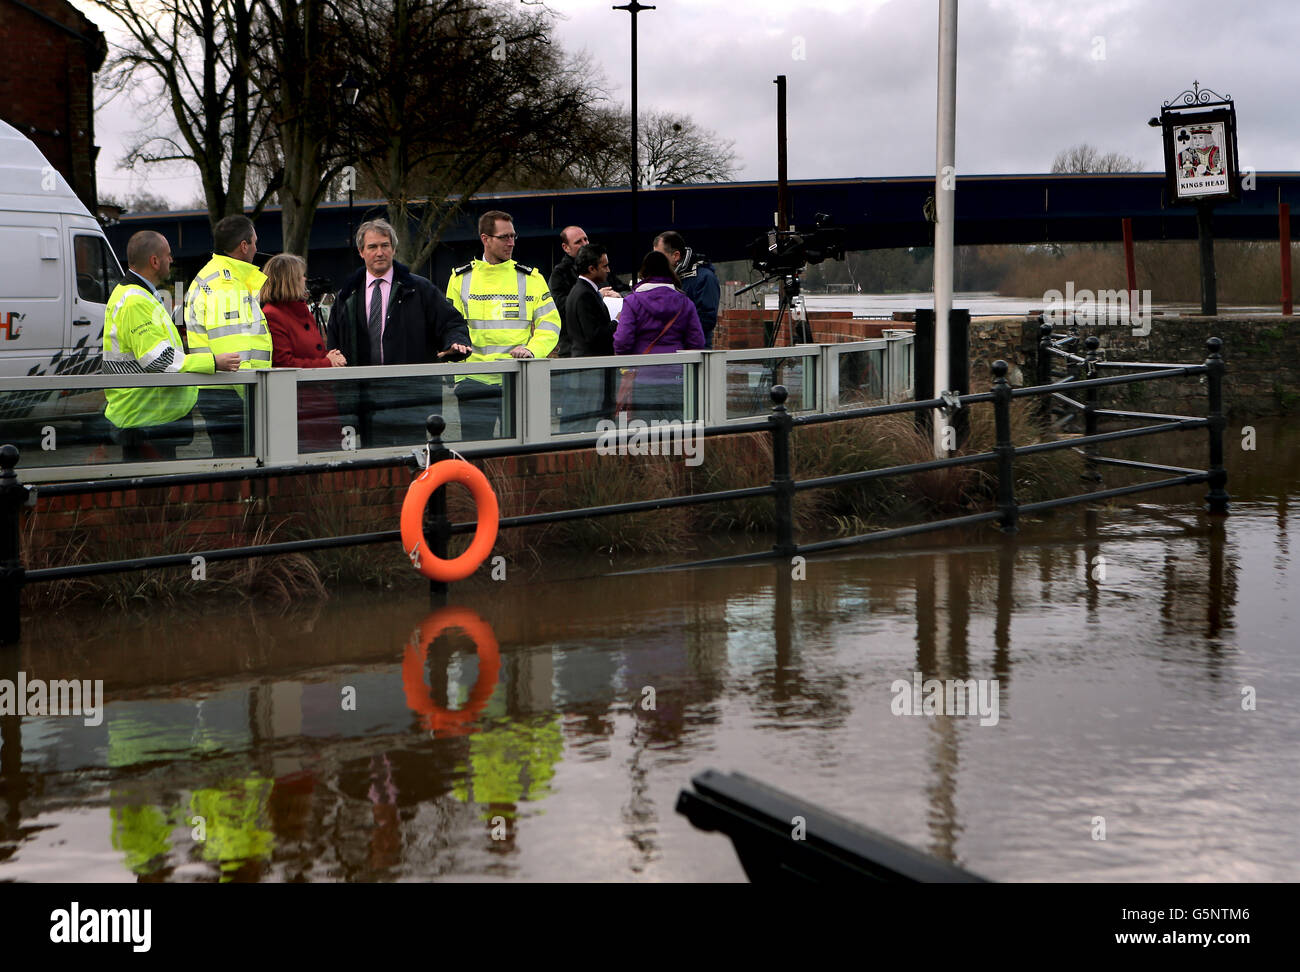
[0,119,122,423]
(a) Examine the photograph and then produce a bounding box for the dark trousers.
[560,368,615,432]
[633,379,686,423]
[110,413,195,461]
[195,388,248,457]
[454,381,503,441]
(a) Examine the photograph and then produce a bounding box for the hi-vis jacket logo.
[0,311,24,340]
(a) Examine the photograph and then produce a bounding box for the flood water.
[2,419,1296,882]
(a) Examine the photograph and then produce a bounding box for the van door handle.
[73,318,92,326]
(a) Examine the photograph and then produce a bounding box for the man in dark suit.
[325,218,471,446]
[560,243,617,430]
[562,243,616,357]
[326,218,471,367]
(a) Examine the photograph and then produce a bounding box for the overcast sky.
[73,0,1300,208]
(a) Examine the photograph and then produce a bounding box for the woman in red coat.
[261,254,346,451]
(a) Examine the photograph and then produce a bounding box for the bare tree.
[248,0,354,255]
[92,0,276,228]
[342,0,611,268]
[1051,143,1144,173]
[99,191,174,213]
[571,108,739,187]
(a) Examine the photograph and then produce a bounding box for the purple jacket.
[614,279,706,357]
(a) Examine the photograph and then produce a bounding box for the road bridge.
[106,173,1300,288]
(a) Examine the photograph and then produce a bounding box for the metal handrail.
[0,333,918,484]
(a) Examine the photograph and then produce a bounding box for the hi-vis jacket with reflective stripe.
[101,274,215,429]
[446,259,560,385]
[183,254,272,374]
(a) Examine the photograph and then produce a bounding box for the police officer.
[102,231,239,460]
[183,214,273,456]
[446,210,560,440]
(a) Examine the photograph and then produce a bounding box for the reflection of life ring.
[402,607,501,734]
[400,460,499,582]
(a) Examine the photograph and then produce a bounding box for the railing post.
[913,309,934,436]
[424,415,453,603]
[1204,336,1230,515]
[769,385,796,558]
[1082,335,1102,484]
[1036,320,1053,419]
[0,445,27,646]
[991,362,1018,534]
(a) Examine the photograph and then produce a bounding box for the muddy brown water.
[1,419,1296,881]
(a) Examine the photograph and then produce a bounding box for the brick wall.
[714,309,914,349]
[20,450,649,587]
[0,0,106,211]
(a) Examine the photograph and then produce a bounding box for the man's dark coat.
[326,261,470,366]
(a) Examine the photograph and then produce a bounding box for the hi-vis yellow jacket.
[102,275,214,429]
[183,254,272,375]
[446,259,560,385]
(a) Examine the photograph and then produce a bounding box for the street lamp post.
[613,1,655,259]
[340,74,360,262]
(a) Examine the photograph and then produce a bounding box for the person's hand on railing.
[214,352,241,372]
[508,346,533,359]
[437,343,472,360]
[326,349,347,367]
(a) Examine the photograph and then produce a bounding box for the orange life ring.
[400,459,499,582]
[402,607,501,734]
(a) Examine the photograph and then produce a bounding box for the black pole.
[1196,199,1217,315]
[614,2,655,252]
[913,308,934,437]
[1036,319,1054,419]
[775,75,789,231]
[424,415,452,604]
[991,361,1017,534]
[769,385,795,558]
[776,75,790,321]
[948,308,970,449]
[0,444,27,646]
[1204,336,1229,514]
[1082,336,1102,484]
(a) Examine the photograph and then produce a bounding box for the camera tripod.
[734,269,813,412]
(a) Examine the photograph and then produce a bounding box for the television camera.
[738,213,846,348]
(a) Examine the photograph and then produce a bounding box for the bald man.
[102,231,238,460]
[550,225,628,354]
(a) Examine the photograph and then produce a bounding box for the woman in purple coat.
[613,250,706,421]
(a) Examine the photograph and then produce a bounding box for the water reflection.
[402,607,501,735]
[2,420,1295,881]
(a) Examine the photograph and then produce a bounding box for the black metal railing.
[0,338,1230,645]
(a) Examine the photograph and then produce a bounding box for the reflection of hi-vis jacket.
[102,273,215,429]
[446,258,560,386]
[183,254,272,385]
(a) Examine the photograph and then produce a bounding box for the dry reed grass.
[21,495,326,610]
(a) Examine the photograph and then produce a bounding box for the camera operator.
[653,231,719,349]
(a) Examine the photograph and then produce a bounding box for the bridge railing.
[0,337,1227,644]
[0,333,914,485]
